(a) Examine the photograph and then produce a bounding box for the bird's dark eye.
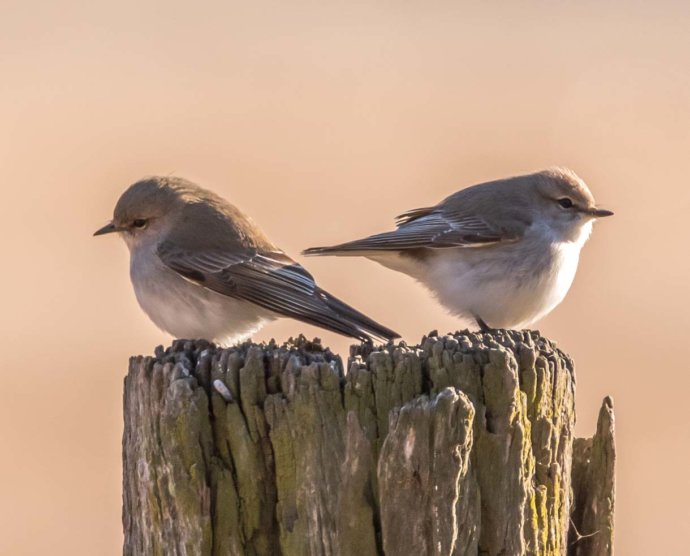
[132,219,148,229]
[557,198,573,209]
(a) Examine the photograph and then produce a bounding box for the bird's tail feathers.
[302,239,384,257]
[313,287,399,343]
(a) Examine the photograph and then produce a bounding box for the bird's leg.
[474,315,493,333]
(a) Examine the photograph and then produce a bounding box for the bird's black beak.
[93,222,120,236]
[591,208,614,218]
[580,207,614,218]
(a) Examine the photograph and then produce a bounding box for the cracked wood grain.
[122,331,615,556]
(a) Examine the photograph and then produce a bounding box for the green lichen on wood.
[411,331,577,555]
[378,388,475,555]
[123,357,214,556]
[267,360,348,554]
[569,397,616,556]
[122,331,614,556]
[209,463,244,555]
[336,412,379,555]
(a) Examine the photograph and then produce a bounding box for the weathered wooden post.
[122,330,615,555]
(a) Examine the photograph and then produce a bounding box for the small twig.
[569,517,600,544]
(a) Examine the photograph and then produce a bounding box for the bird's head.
[529,167,613,242]
[94,177,197,248]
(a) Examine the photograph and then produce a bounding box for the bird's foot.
[474,316,494,333]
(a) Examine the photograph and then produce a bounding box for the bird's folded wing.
[158,241,317,308]
[389,210,512,247]
[305,209,520,255]
[156,241,398,341]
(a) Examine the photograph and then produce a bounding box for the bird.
[303,168,613,331]
[94,176,399,345]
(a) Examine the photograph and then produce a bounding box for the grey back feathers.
[303,168,598,255]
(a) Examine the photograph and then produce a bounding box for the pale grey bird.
[304,168,613,330]
[94,177,399,344]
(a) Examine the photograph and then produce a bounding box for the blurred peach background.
[1,1,689,554]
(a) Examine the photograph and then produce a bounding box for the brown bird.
[95,176,399,344]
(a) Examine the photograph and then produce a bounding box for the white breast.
[370,221,592,329]
[129,243,274,346]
